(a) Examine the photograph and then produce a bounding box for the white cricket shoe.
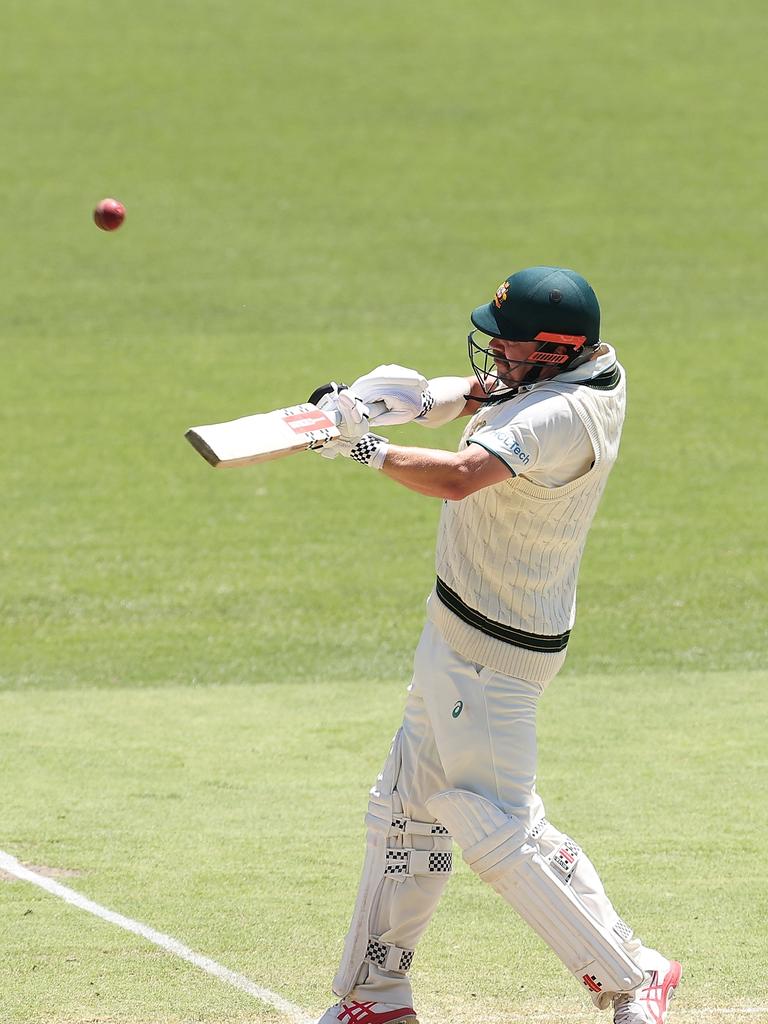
[613,951,682,1024]
[317,1001,418,1024]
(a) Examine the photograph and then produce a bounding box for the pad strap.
[548,837,581,885]
[364,937,415,974]
[531,816,582,885]
[385,848,453,880]
[529,816,550,841]
[390,815,450,837]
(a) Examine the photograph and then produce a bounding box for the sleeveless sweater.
[427,363,626,684]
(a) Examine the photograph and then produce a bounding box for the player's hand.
[306,383,365,457]
[350,364,430,426]
[314,389,370,459]
[320,431,389,462]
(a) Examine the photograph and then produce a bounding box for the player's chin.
[491,364,515,388]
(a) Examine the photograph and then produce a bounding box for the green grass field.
[1,1,766,1022]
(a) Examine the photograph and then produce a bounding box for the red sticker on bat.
[284,409,336,434]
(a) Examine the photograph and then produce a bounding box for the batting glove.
[350,364,431,426]
[312,388,383,462]
[320,431,389,466]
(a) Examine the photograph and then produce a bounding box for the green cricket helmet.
[468,266,601,394]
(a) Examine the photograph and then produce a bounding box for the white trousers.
[343,620,640,1008]
[402,619,547,827]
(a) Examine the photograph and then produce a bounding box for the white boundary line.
[0,850,312,1024]
[2,851,767,1022]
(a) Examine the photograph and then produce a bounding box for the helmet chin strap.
[520,363,551,386]
[561,345,601,372]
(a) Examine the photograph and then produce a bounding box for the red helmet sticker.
[529,350,570,364]
[534,331,587,348]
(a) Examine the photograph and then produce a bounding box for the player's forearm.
[379,445,477,500]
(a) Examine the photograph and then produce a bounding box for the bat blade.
[185,403,340,468]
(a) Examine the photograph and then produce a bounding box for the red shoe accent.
[638,961,682,1024]
[337,1002,417,1024]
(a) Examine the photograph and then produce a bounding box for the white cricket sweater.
[427,356,626,685]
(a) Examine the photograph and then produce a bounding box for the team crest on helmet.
[493,281,509,308]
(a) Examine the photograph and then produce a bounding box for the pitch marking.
[0,850,312,1024]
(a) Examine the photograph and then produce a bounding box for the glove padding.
[349,364,429,426]
[317,389,371,459]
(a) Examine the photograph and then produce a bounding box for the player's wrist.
[349,433,389,469]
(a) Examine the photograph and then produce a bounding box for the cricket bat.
[185,400,387,468]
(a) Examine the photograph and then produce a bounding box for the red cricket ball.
[93,197,126,231]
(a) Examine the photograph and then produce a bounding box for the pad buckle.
[384,849,453,881]
[364,937,415,974]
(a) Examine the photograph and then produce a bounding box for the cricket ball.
[93,197,126,231]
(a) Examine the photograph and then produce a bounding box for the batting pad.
[426,789,643,999]
[332,732,402,998]
[332,732,453,1000]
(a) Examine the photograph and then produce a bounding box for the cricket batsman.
[308,267,681,1024]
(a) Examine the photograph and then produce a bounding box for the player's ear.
[307,381,349,405]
